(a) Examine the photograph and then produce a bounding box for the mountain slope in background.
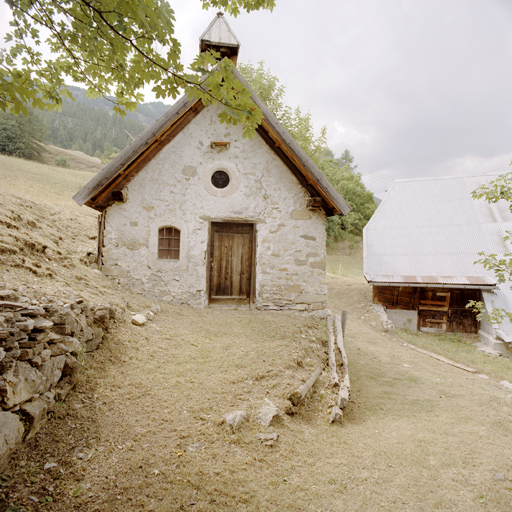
[40,86,171,161]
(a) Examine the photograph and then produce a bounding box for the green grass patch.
[326,240,365,281]
[397,329,512,381]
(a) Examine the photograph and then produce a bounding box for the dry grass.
[44,145,103,174]
[0,154,95,207]
[1,157,512,511]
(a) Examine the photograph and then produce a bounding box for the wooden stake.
[341,309,348,339]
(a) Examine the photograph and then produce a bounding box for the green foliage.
[320,155,377,243]
[0,110,46,160]
[1,0,275,135]
[467,170,512,324]
[239,61,329,159]
[54,155,69,168]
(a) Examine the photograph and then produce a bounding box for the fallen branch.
[403,341,477,373]
[288,366,323,406]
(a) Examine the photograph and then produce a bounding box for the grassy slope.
[0,153,97,207]
[43,145,104,174]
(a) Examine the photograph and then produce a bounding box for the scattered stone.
[254,399,280,426]
[187,443,204,452]
[131,314,147,326]
[222,410,248,431]
[500,380,512,391]
[146,311,155,321]
[256,433,278,446]
[44,462,58,470]
[494,473,506,481]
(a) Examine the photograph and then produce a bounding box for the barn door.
[209,222,254,304]
[418,290,450,332]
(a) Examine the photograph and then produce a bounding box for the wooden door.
[209,222,254,303]
[418,290,450,332]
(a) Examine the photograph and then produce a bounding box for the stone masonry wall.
[101,104,328,311]
[0,284,122,471]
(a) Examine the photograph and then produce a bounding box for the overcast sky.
[1,0,511,197]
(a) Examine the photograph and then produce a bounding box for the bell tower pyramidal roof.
[199,12,240,65]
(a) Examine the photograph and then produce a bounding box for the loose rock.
[254,399,280,426]
[222,410,248,430]
[131,314,147,326]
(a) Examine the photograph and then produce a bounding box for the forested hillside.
[39,86,169,161]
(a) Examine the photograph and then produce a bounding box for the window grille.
[158,227,180,260]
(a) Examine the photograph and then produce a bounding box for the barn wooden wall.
[373,286,481,334]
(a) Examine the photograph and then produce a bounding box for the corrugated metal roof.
[363,174,512,338]
[200,12,240,49]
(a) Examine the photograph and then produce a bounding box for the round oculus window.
[211,170,230,189]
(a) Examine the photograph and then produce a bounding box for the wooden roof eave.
[232,67,351,217]
[73,95,203,211]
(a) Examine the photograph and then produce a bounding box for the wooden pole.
[341,310,348,339]
[288,366,323,406]
[334,313,350,409]
[327,315,339,386]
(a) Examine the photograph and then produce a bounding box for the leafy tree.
[41,98,147,156]
[0,110,46,160]
[320,153,377,243]
[467,171,512,324]
[1,0,275,137]
[238,61,329,162]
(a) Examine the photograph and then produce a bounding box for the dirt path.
[2,275,512,511]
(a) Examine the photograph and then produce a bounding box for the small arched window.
[158,226,180,260]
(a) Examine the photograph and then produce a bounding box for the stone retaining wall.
[0,285,122,471]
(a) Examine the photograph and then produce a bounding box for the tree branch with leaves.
[1,0,274,136]
[467,170,512,324]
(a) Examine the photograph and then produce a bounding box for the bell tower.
[199,12,241,66]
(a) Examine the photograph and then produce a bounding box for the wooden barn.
[363,175,512,356]
[73,13,350,311]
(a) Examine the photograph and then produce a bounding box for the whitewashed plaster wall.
[101,104,327,310]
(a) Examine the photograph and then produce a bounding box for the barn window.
[158,227,180,260]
